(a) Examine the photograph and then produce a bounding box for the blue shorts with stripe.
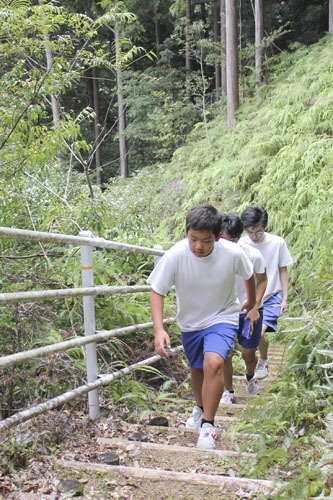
[181,322,238,369]
[263,292,284,332]
[237,307,263,349]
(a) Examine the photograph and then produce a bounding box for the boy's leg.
[238,309,262,392]
[256,293,283,378]
[201,323,237,420]
[242,346,257,377]
[258,324,269,359]
[222,351,233,391]
[221,351,235,403]
[202,352,224,421]
[190,368,204,407]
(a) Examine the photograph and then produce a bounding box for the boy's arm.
[254,271,267,308]
[279,266,289,313]
[246,271,267,324]
[245,271,268,325]
[241,274,257,329]
[150,289,171,358]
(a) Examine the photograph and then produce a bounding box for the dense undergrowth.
[0,35,332,499]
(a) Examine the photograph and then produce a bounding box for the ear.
[216,233,222,241]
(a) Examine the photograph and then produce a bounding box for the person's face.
[246,225,265,243]
[220,231,239,243]
[187,228,218,258]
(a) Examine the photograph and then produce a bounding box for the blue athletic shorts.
[237,307,263,349]
[181,323,238,369]
[263,292,284,332]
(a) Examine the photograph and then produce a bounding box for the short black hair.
[241,205,268,228]
[186,203,222,238]
[221,213,243,239]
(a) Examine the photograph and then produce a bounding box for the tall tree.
[220,0,227,97]
[329,0,333,32]
[86,0,103,186]
[255,0,264,87]
[115,22,128,179]
[154,2,162,58]
[213,0,221,96]
[91,68,103,185]
[225,0,239,130]
[186,0,192,81]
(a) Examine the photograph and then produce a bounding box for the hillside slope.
[107,35,333,304]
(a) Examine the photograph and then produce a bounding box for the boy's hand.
[280,300,288,314]
[244,307,260,330]
[155,330,171,358]
[240,299,253,314]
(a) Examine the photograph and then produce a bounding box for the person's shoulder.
[265,233,287,247]
[217,238,241,254]
[239,239,264,260]
[218,239,248,261]
[165,238,188,257]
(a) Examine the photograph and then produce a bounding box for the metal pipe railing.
[0,318,176,369]
[0,225,170,428]
[0,285,152,304]
[0,226,164,256]
[0,345,184,432]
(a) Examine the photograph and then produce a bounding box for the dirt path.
[3,344,287,499]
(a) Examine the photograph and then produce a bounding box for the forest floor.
[0,345,287,500]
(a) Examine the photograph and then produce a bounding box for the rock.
[148,416,169,427]
[57,479,84,496]
[97,452,120,465]
[128,431,148,442]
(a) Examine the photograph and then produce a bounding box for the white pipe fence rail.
[0,226,178,432]
[0,345,183,433]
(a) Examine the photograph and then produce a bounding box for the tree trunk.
[255,0,264,87]
[186,0,191,77]
[213,1,221,97]
[115,23,128,179]
[92,68,102,186]
[185,0,192,133]
[39,1,60,126]
[329,0,333,32]
[86,0,102,185]
[226,0,239,131]
[154,15,161,58]
[220,0,227,97]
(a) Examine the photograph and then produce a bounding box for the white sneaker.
[186,405,203,431]
[220,390,235,404]
[255,358,269,379]
[196,423,217,449]
[246,375,259,395]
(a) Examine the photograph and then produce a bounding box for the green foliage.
[0,437,33,473]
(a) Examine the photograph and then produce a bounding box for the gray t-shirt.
[241,233,293,302]
[147,238,253,332]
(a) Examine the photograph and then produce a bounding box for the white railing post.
[80,230,100,420]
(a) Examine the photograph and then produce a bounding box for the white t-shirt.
[241,233,293,302]
[237,240,266,308]
[147,238,253,332]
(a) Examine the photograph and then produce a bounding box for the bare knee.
[203,352,224,376]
